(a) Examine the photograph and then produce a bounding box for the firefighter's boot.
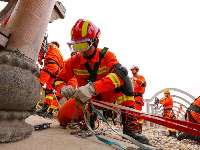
[27,105,37,115]
[167,131,172,137]
[137,123,142,134]
[122,110,149,145]
[177,132,200,143]
[170,132,177,138]
[80,112,97,130]
[36,103,49,117]
[27,100,41,115]
[46,108,55,118]
[90,112,97,130]
[167,131,177,138]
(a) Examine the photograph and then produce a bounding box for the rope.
[92,100,200,136]
[45,36,49,52]
[83,102,157,150]
[70,99,80,126]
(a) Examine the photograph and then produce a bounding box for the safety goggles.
[67,38,92,52]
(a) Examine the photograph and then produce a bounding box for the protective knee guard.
[118,76,134,96]
[110,63,134,96]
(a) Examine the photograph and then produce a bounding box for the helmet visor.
[67,38,91,52]
[73,42,90,52]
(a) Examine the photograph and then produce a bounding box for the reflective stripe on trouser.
[163,109,176,132]
[167,128,176,132]
[36,87,44,108]
[44,94,53,106]
[49,99,59,110]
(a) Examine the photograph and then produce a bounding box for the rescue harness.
[84,47,108,101]
[41,59,60,78]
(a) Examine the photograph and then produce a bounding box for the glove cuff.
[88,82,96,96]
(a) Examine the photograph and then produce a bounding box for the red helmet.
[67,19,101,52]
[130,65,139,71]
[51,41,60,48]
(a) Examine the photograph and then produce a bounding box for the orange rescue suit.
[159,95,176,133]
[38,43,63,107]
[186,97,200,123]
[159,96,173,109]
[132,75,146,111]
[55,48,128,124]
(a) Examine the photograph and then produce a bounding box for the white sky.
[1,0,200,107]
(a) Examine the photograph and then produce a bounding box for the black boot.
[177,132,200,142]
[167,131,172,137]
[123,124,150,145]
[46,108,55,118]
[27,105,37,115]
[137,123,142,134]
[36,103,49,117]
[90,111,97,130]
[170,132,177,138]
[121,109,150,145]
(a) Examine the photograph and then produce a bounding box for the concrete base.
[0,111,33,143]
[0,50,40,142]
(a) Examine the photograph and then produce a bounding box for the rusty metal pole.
[0,0,56,143]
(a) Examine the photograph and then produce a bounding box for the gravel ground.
[96,120,200,150]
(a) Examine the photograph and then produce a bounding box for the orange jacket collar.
[80,48,100,64]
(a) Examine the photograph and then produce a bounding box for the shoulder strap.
[84,47,108,82]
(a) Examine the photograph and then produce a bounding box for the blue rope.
[83,103,126,150]
[83,102,159,150]
[45,36,49,52]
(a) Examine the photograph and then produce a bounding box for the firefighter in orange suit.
[155,90,176,137]
[54,19,149,144]
[177,96,200,142]
[130,65,146,134]
[36,40,63,117]
[45,53,78,118]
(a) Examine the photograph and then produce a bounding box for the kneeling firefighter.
[54,19,149,144]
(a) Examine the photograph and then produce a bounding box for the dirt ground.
[0,115,139,150]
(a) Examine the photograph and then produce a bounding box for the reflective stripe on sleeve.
[106,73,120,88]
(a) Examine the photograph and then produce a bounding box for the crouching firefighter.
[177,96,200,143]
[54,18,149,145]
